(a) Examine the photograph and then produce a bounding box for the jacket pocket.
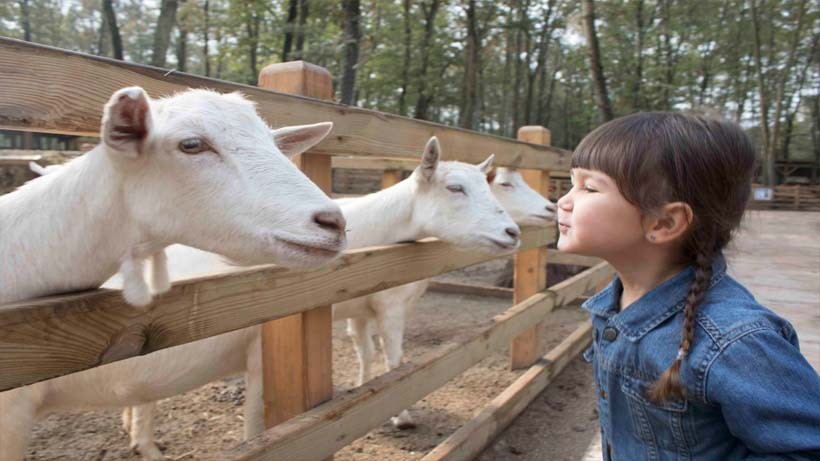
[621,375,695,456]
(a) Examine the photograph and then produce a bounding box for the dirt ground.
[25,260,601,461]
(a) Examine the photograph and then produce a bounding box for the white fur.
[338,166,556,428]
[0,87,348,461]
[0,137,522,460]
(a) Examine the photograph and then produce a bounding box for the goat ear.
[271,122,333,158]
[101,87,153,159]
[419,136,440,181]
[477,154,495,174]
[486,167,497,184]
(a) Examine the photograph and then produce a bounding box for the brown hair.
[572,112,756,401]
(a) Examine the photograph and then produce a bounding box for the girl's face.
[556,168,646,258]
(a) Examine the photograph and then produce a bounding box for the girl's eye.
[447,185,465,194]
[179,138,211,154]
[500,182,513,188]
[584,186,598,193]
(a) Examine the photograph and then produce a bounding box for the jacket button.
[602,327,618,341]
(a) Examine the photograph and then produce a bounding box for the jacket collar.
[582,254,727,342]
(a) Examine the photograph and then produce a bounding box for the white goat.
[0,87,348,461]
[4,137,520,460]
[337,165,557,429]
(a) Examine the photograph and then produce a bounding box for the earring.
[649,235,656,241]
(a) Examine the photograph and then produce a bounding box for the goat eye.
[500,182,513,188]
[446,185,465,194]
[179,138,209,154]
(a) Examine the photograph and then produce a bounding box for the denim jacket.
[582,255,820,461]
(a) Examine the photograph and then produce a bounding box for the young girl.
[557,112,820,460]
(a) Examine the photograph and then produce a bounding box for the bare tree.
[398,0,412,115]
[101,0,124,60]
[19,0,31,42]
[282,0,297,61]
[152,0,179,67]
[202,0,210,76]
[340,0,361,105]
[295,0,308,59]
[459,0,480,129]
[245,6,261,83]
[414,0,441,120]
[582,0,614,122]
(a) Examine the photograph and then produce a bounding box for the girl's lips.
[558,222,570,234]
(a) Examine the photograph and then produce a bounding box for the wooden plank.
[511,126,551,369]
[258,61,335,429]
[546,249,602,267]
[549,262,614,307]
[0,228,553,391]
[427,281,513,299]
[332,156,417,172]
[0,38,570,170]
[0,155,42,165]
[421,321,593,461]
[224,288,561,461]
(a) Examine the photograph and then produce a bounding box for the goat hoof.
[123,287,153,308]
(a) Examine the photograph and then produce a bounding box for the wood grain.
[0,229,553,392]
[0,38,570,170]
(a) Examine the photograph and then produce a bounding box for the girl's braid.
[648,249,713,402]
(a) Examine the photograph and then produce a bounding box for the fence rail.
[225,263,613,461]
[750,184,820,211]
[0,37,569,171]
[0,37,611,460]
[0,229,551,391]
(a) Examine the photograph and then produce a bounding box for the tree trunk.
[152,0,179,67]
[413,0,440,120]
[282,0,298,61]
[751,0,773,185]
[529,0,555,125]
[101,0,123,60]
[295,0,309,59]
[97,11,110,56]
[769,0,808,165]
[203,0,210,76]
[340,0,361,105]
[398,0,412,116]
[19,0,31,42]
[582,0,614,123]
[246,7,261,84]
[780,33,815,161]
[177,25,187,72]
[459,0,480,129]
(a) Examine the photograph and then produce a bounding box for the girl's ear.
[644,202,694,244]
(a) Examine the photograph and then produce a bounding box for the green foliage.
[2,0,818,168]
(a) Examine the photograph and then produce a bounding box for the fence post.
[257,61,334,429]
[382,169,403,189]
[510,126,551,369]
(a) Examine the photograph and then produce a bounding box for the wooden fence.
[0,37,612,460]
[749,184,820,212]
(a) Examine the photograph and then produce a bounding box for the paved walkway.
[726,210,820,372]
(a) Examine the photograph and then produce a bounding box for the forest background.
[1,0,817,185]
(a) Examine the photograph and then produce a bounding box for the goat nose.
[505,227,520,239]
[313,210,346,233]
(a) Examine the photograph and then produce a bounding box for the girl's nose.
[556,190,572,211]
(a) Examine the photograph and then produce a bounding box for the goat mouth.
[276,238,344,258]
[488,238,519,251]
